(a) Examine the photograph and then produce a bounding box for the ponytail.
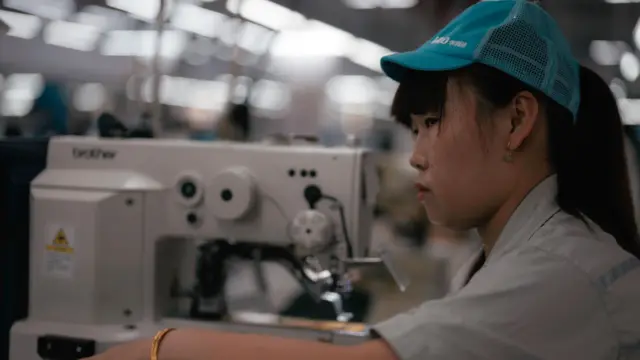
[550,65,640,259]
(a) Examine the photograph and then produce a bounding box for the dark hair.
[392,63,640,259]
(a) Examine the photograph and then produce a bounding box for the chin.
[426,211,476,232]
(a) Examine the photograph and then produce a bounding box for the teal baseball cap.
[381,0,580,118]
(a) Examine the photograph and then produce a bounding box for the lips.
[415,183,429,192]
[415,183,430,201]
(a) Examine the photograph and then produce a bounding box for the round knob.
[207,167,256,221]
[173,172,204,208]
[180,181,198,199]
[290,210,333,256]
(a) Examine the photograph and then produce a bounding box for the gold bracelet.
[151,328,175,360]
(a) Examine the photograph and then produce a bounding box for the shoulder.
[520,212,640,357]
[374,242,620,359]
[373,211,640,360]
[523,210,640,294]
[481,211,640,324]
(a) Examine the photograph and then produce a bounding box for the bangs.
[391,70,450,128]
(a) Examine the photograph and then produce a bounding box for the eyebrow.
[411,113,440,122]
[410,113,440,118]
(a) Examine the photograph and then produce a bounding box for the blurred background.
[0,0,639,323]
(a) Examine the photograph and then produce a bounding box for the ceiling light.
[589,40,621,66]
[250,79,291,113]
[43,21,102,51]
[270,20,353,57]
[0,10,42,39]
[218,17,242,46]
[326,75,378,105]
[73,83,107,112]
[141,76,229,111]
[171,4,226,38]
[634,17,640,51]
[1,73,44,117]
[73,12,111,31]
[235,0,307,31]
[347,38,393,72]
[237,22,275,55]
[620,52,640,81]
[381,0,419,8]
[106,0,175,22]
[343,0,377,9]
[610,78,628,99]
[226,0,241,13]
[73,6,135,31]
[343,0,418,9]
[102,30,189,59]
[618,98,640,125]
[4,0,75,20]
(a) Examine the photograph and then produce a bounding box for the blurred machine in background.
[9,136,409,359]
[375,152,428,246]
[97,112,154,139]
[0,139,49,360]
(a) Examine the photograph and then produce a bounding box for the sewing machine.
[10,136,407,360]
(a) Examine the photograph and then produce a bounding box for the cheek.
[424,125,501,222]
[428,125,488,181]
[426,97,488,179]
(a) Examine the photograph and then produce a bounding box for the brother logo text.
[72,147,117,160]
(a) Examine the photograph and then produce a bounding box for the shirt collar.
[486,175,561,263]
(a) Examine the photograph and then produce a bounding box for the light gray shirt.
[374,175,640,360]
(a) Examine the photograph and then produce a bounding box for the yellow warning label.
[45,229,74,254]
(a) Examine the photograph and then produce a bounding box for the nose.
[410,152,426,171]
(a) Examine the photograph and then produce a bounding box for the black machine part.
[37,335,96,360]
[189,240,336,320]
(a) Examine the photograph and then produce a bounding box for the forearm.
[155,328,397,360]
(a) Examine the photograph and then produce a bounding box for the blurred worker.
[4,125,22,137]
[215,101,252,142]
[96,113,128,138]
[30,81,69,136]
[3,119,22,137]
[88,1,640,359]
[128,111,154,138]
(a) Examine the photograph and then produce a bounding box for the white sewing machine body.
[10,136,383,360]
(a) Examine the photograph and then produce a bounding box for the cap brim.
[381,51,473,83]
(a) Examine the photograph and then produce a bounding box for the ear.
[507,91,540,150]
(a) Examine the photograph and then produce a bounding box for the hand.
[346,269,362,283]
[83,339,150,360]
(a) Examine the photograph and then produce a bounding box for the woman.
[89,1,640,359]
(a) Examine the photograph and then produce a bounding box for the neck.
[477,171,552,254]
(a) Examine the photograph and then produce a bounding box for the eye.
[424,117,440,128]
[410,114,440,135]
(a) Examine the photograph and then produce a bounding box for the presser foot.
[189,296,228,321]
[320,292,353,323]
[336,312,354,322]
